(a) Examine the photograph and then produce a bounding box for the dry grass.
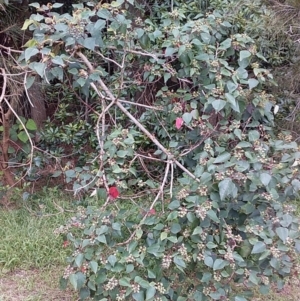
[0,267,77,301]
[252,283,300,300]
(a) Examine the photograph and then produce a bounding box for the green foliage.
[19,0,300,300]
[59,181,300,301]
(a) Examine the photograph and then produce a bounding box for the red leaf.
[175,117,184,130]
[63,241,69,248]
[109,186,119,199]
[148,208,156,215]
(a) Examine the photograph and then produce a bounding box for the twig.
[170,162,174,199]
[0,44,23,53]
[118,98,163,111]
[0,68,6,103]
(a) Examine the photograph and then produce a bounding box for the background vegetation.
[2,0,300,300]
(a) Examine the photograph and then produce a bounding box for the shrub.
[21,0,300,300]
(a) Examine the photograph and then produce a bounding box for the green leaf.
[69,274,78,290]
[59,276,68,290]
[218,178,237,201]
[259,250,271,260]
[147,269,156,279]
[276,227,289,242]
[133,291,145,301]
[82,37,96,51]
[204,255,213,268]
[212,99,226,112]
[52,56,64,66]
[165,47,176,57]
[227,81,238,93]
[241,203,255,214]
[25,76,35,89]
[248,78,259,89]
[168,200,180,209]
[249,271,259,285]
[170,223,181,234]
[235,297,247,301]
[174,255,186,268]
[90,261,98,273]
[75,253,84,267]
[178,45,186,56]
[164,72,171,83]
[260,173,272,186]
[225,93,240,112]
[25,47,39,62]
[65,170,76,178]
[96,234,107,244]
[248,130,260,142]
[17,131,29,143]
[80,287,90,299]
[112,166,124,173]
[22,19,35,30]
[160,232,168,241]
[213,152,231,164]
[167,211,178,221]
[29,2,40,8]
[134,276,150,288]
[192,226,202,235]
[29,62,46,77]
[207,209,219,222]
[108,255,117,267]
[126,264,134,273]
[201,32,211,44]
[281,214,293,227]
[146,286,156,300]
[259,285,270,295]
[167,236,177,243]
[94,19,106,31]
[191,109,199,119]
[116,150,128,158]
[233,129,242,140]
[52,3,64,8]
[206,241,217,249]
[239,50,251,61]
[213,258,227,270]
[119,277,131,287]
[251,241,266,254]
[182,112,192,124]
[111,0,124,7]
[219,38,232,50]
[172,28,180,38]
[26,119,37,131]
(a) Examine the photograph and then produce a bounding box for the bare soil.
[0,268,77,301]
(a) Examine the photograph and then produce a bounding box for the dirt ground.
[0,268,77,301]
[1,268,300,301]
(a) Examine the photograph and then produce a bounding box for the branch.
[118,99,163,111]
[77,50,201,186]
[0,68,6,104]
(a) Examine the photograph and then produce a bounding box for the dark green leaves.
[213,259,227,270]
[218,178,237,200]
[276,227,289,242]
[251,241,266,254]
[18,3,300,301]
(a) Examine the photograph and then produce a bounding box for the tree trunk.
[28,76,47,132]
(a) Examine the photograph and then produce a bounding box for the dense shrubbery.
[19,0,300,300]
